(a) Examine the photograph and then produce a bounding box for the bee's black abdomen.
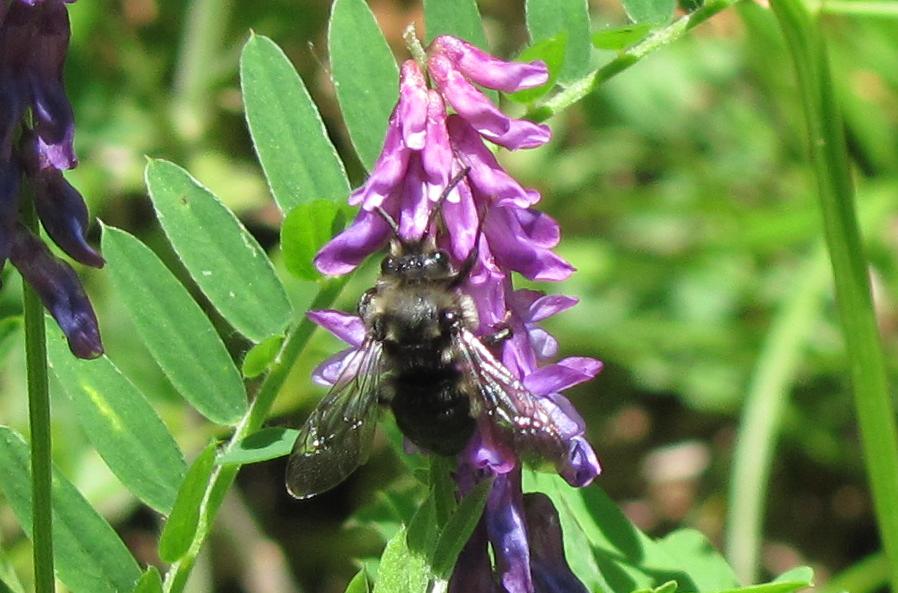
[390,367,475,456]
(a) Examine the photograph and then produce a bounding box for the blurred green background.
[1,0,897,591]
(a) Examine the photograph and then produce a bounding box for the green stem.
[172,0,234,141]
[820,0,898,17]
[769,0,898,591]
[163,277,347,593]
[726,249,828,583]
[21,200,54,593]
[525,0,742,123]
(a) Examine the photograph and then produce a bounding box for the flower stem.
[21,198,55,593]
[163,276,348,593]
[726,248,828,583]
[525,0,742,123]
[769,0,898,590]
[172,0,234,141]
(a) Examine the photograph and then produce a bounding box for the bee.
[286,176,572,499]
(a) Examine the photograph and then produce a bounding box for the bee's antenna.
[425,166,471,235]
[375,206,400,237]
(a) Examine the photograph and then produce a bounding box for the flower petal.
[464,420,518,476]
[480,117,551,151]
[421,90,452,190]
[447,117,540,209]
[430,54,511,137]
[441,176,478,262]
[527,294,578,322]
[397,157,430,242]
[314,207,391,275]
[431,36,549,93]
[398,60,428,150]
[484,206,574,281]
[526,326,558,359]
[10,224,102,359]
[513,208,561,248]
[486,469,533,593]
[311,347,358,386]
[523,493,590,593]
[349,112,410,209]
[31,168,104,267]
[306,309,365,346]
[523,357,603,396]
[28,0,77,170]
[559,436,601,487]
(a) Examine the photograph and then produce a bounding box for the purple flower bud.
[485,469,533,593]
[314,206,392,275]
[523,493,590,593]
[30,166,104,268]
[10,225,102,359]
[430,36,549,93]
[307,309,366,386]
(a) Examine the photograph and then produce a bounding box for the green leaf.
[344,567,370,593]
[592,24,655,50]
[241,33,350,211]
[0,316,21,362]
[622,0,676,24]
[131,567,163,593]
[281,200,346,280]
[145,158,292,342]
[46,322,186,514]
[507,34,567,104]
[328,0,399,170]
[431,479,490,578]
[526,0,592,83]
[657,530,738,591]
[216,427,298,465]
[242,334,284,378]
[159,442,218,563]
[712,568,814,593]
[102,225,247,425]
[0,427,142,593]
[372,526,430,593]
[423,0,487,47]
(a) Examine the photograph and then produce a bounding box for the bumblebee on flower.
[289,31,601,593]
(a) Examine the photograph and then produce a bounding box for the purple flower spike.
[10,225,102,358]
[523,493,589,593]
[430,36,549,94]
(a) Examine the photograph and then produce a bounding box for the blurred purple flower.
[312,33,599,593]
[0,0,103,359]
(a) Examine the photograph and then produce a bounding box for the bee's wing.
[285,337,384,499]
[454,328,568,469]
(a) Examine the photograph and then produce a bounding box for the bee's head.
[380,242,452,281]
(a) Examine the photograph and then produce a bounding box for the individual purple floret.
[312,32,599,593]
[0,0,103,359]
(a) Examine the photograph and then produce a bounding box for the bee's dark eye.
[439,309,459,329]
[381,256,398,275]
